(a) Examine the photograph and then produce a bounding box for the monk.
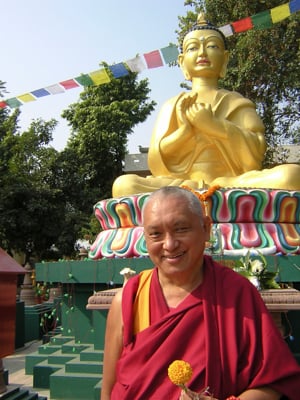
[112,15,300,197]
[100,186,300,399]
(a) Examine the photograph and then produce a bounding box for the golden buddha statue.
[112,14,300,197]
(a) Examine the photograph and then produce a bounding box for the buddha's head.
[178,13,229,81]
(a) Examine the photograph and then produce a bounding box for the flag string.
[0,1,298,110]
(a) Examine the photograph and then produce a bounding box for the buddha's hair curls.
[180,13,228,52]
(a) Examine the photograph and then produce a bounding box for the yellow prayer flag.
[17,93,36,103]
[270,3,290,23]
[89,68,111,86]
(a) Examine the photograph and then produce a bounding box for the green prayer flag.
[160,44,179,64]
[5,97,22,108]
[252,10,273,30]
[75,74,94,86]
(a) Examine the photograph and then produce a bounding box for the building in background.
[125,145,300,176]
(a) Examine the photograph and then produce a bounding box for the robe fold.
[111,256,300,399]
[148,90,266,179]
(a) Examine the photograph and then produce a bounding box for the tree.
[61,64,156,204]
[0,68,156,260]
[0,100,66,260]
[177,0,300,166]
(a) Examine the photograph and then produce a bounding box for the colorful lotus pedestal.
[89,188,300,259]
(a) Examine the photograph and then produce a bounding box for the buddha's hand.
[179,388,218,400]
[176,93,198,127]
[186,102,214,129]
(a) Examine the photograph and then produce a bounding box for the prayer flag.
[231,17,253,33]
[89,68,111,85]
[289,0,300,13]
[271,3,291,23]
[60,79,80,90]
[75,74,94,86]
[17,93,36,103]
[252,10,272,29]
[160,44,179,64]
[143,50,164,69]
[126,55,146,73]
[108,63,129,78]
[5,98,22,108]
[219,24,234,37]
[45,84,65,95]
[31,88,50,98]
[3,3,298,110]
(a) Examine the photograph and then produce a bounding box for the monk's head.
[142,186,211,277]
[178,13,229,81]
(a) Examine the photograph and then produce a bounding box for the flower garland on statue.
[181,185,221,215]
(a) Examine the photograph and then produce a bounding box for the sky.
[1,0,191,153]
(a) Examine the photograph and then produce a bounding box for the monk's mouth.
[164,252,185,260]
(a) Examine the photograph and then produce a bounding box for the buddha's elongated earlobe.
[183,70,192,81]
[220,50,229,78]
[178,54,191,81]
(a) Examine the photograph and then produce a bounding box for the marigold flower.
[168,360,193,386]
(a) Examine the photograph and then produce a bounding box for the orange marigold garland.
[181,185,220,215]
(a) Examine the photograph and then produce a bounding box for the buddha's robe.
[110,257,300,399]
[112,90,268,197]
[148,90,266,184]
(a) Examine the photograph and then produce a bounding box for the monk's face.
[178,29,229,80]
[143,194,210,278]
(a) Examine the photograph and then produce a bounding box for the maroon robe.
[111,256,300,399]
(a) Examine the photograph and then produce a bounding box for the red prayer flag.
[0,101,7,108]
[143,50,163,69]
[60,79,79,90]
[231,17,253,33]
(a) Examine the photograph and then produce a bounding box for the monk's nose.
[163,233,179,251]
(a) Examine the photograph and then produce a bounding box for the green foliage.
[0,68,155,260]
[62,64,156,201]
[0,112,67,260]
[178,0,300,166]
[233,251,280,290]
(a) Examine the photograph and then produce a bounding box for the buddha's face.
[178,29,229,80]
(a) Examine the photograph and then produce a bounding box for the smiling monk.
[100,186,300,400]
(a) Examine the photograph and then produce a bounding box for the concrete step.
[93,380,101,400]
[50,371,101,400]
[0,387,46,400]
[61,343,90,355]
[48,335,74,346]
[25,353,48,375]
[65,356,102,374]
[47,351,77,365]
[33,360,62,389]
[79,348,103,362]
[38,344,61,355]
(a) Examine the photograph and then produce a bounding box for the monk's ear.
[178,53,191,81]
[203,216,212,242]
[220,50,229,79]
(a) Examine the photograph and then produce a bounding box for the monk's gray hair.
[142,186,204,221]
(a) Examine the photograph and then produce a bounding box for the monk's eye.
[175,227,189,234]
[147,231,161,239]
